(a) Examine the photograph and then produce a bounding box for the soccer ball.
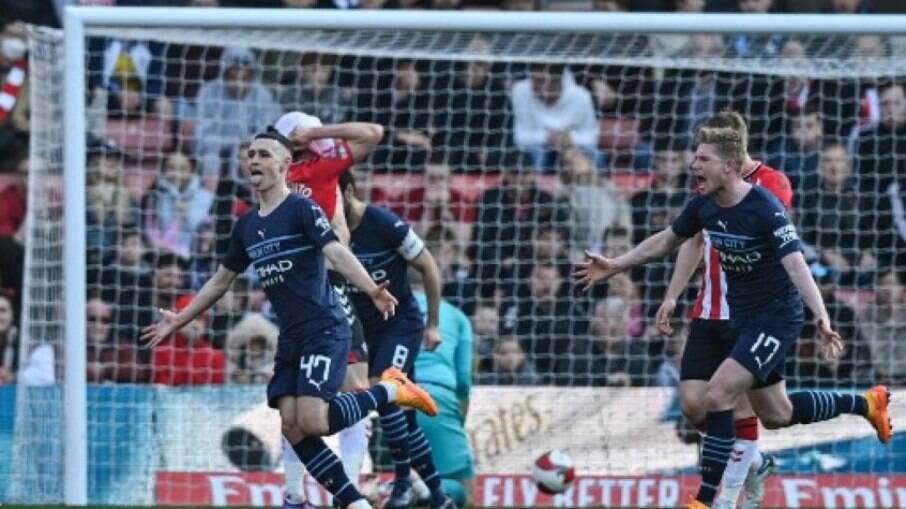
[532,450,576,495]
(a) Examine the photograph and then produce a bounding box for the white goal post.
[38,6,906,506]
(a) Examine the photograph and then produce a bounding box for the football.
[532,450,576,495]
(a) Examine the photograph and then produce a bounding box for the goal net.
[11,12,906,507]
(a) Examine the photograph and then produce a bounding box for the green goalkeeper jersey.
[413,293,473,405]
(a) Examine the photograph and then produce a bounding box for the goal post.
[16,6,906,506]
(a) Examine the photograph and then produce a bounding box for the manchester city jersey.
[349,205,425,334]
[671,185,803,319]
[222,194,346,339]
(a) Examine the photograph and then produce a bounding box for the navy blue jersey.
[349,205,425,334]
[222,194,346,338]
[671,186,803,319]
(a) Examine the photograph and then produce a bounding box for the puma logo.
[257,229,266,239]
[308,379,325,391]
[717,220,728,231]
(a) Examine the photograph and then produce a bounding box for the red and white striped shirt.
[688,162,794,320]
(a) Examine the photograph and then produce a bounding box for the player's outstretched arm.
[409,248,444,351]
[781,251,844,360]
[322,240,399,319]
[141,265,238,348]
[656,232,704,335]
[574,227,686,291]
[290,122,384,162]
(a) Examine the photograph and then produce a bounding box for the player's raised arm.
[656,232,705,335]
[780,251,844,360]
[290,121,384,163]
[141,265,238,348]
[574,227,687,291]
[322,241,399,319]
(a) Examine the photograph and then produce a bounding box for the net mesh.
[11,20,906,506]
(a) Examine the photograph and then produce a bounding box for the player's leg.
[692,357,754,508]
[339,360,371,489]
[714,396,764,509]
[745,378,890,441]
[404,375,455,509]
[415,385,475,508]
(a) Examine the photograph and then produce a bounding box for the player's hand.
[816,317,844,361]
[573,250,622,292]
[371,281,398,320]
[655,299,677,336]
[140,308,181,349]
[288,127,316,148]
[423,325,442,352]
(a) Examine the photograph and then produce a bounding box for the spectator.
[471,152,568,299]
[128,253,187,343]
[653,35,729,149]
[827,0,868,13]
[728,0,784,58]
[858,270,906,385]
[510,63,599,172]
[224,312,277,384]
[854,82,906,262]
[472,302,500,371]
[477,336,543,385]
[516,224,571,284]
[568,296,650,387]
[87,37,172,120]
[649,0,705,56]
[502,0,539,8]
[86,296,151,383]
[0,294,17,384]
[630,144,690,316]
[432,37,512,171]
[0,150,27,236]
[655,329,686,387]
[86,141,139,263]
[0,221,25,321]
[195,46,280,177]
[790,266,873,385]
[797,141,873,286]
[360,59,433,171]
[765,102,823,196]
[279,53,353,125]
[212,139,255,257]
[142,150,214,259]
[426,225,477,315]
[209,276,251,350]
[88,226,154,342]
[151,293,226,386]
[556,146,631,255]
[387,153,476,236]
[876,176,906,272]
[0,21,29,162]
[514,262,589,382]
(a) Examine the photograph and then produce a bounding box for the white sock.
[716,438,759,505]
[348,498,373,509]
[411,475,431,500]
[283,436,307,503]
[379,381,398,402]
[339,419,369,488]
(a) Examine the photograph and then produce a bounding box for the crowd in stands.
[0,0,904,391]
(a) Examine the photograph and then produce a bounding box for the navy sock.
[379,404,411,480]
[789,391,868,425]
[292,436,361,508]
[406,411,444,501]
[696,409,735,505]
[327,386,389,434]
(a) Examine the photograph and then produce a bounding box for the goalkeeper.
[412,274,475,508]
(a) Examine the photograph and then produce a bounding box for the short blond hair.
[703,110,749,150]
[695,126,746,167]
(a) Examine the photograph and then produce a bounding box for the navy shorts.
[680,319,737,381]
[366,318,423,379]
[729,314,802,389]
[267,325,350,408]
